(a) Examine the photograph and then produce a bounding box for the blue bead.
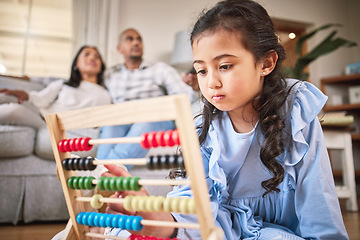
[125,215,134,230]
[76,212,85,224]
[87,212,97,227]
[99,213,107,228]
[111,215,121,228]
[118,215,126,229]
[93,213,101,227]
[132,216,143,231]
[105,214,113,227]
[83,212,91,226]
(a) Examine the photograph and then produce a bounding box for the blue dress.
[169,79,349,239]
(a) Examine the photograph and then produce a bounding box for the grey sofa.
[0,75,173,224]
[0,75,101,224]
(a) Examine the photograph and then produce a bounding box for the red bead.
[58,140,66,152]
[74,138,82,151]
[69,138,77,152]
[163,130,175,147]
[140,133,150,149]
[81,137,92,151]
[155,131,166,147]
[63,139,72,152]
[147,131,158,148]
[172,130,180,145]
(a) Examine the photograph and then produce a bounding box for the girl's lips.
[212,94,225,101]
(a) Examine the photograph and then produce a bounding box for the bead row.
[140,130,180,149]
[147,155,184,170]
[58,137,92,152]
[124,196,196,214]
[67,176,95,190]
[98,176,142,191]
[62,157,96,171]
[61,154,185,171]
[128,234,179,240]
[77,212,143,231]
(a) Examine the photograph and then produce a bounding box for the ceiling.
[0,0,72,78]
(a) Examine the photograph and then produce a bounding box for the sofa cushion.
[0,125,35,158]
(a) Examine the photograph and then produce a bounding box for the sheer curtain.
[72,0,121,67]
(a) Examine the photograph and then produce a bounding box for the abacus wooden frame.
[45,94,222,240]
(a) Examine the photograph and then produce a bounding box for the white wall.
[108,0,360,87]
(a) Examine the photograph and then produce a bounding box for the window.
[0,0,72,78]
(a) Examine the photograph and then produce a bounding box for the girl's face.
[76,47,102,77]
[193,30,264,124]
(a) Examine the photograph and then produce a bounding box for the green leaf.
[292,30,357,76]
[295,23,342,56]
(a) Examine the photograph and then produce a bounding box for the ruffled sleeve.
[283,79,328,170]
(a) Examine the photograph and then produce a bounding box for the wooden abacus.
[45,94,223,240]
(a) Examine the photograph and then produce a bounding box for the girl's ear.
[261,50,278,76]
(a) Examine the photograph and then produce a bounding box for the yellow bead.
[179,197,189,214]
[153,196,165,212]
[170,197,180,212]
[188,198,196,214]
[124,195,133,211]
[138,196,147,212]
[146,196,156,212]
[90,194,103,210]
[163,197,172,212]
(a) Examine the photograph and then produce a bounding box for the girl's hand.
[0,89,29,103]
[103,164,176,238]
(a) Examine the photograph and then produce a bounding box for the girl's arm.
[103,164,176,238]
[294,119,349,239]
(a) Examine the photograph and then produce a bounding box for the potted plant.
[283,23,357,81]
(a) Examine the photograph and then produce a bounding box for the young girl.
[104,0,349,239]
[0,45,111,128]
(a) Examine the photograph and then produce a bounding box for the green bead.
[67,177,74,189]
[103,177,111,191]
[84,177,95,190]
[121,177,130,190]
[130,177,141,191]
[78,177,85,189]
[72,177,79,189]
[97,176,106,190]
[115,177,124,191]
[109,177,117,191]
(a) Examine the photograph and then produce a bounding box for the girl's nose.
[208,71,222,89]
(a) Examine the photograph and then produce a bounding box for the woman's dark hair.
[65,45,106,88]
[191,0,290,196]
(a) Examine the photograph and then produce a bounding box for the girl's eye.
[220,64,232,70]
[196,70,207,75]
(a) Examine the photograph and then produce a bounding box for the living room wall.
[109,0,360,88]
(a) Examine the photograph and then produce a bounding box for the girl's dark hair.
[192,0,290,196]
[65,45,106,88]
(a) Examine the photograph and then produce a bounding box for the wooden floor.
[0,198,359,240]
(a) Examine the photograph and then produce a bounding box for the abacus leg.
[61,219,77,240]
[207,228,224,240]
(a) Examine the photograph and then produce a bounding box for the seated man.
[97,28,196,162]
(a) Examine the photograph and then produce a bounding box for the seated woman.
[0,45,112,129]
